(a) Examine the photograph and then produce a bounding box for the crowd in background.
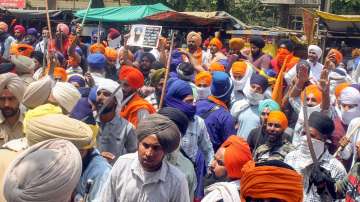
[0,21,360,202]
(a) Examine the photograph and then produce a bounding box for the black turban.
[31,51,44,66]
[177,62,195,81]
[308,111,335,139]
[250,36,265,49]
[141,52,156,63]
[278,39,295,52]
[136,113,181,153]
[158,107,190,136]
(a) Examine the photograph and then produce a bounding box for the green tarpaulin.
[75,3,172,23]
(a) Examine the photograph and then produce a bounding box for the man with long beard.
[0,73,26,146]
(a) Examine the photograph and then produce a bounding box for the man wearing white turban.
[285,44,324,84]
[3,139,82,202]
[49,81,81,113]
[95,79,137,164]
[0,73,27,146]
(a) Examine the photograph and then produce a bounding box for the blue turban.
[70,97,96,125]
[170,49,184,73]
[68,75,85,88]
[27,28,38,36]
[166,79,193,100]
[88,86,98,105]
[87,53,106,70]
[211,71,233,101]
[250,73,269,93]
[165,79,195,120]
[258,99,280,115]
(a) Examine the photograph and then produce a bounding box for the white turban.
[51,82,81,113]
[96,79,123,112]
[308,45,323,60]
[340,87,360,105]
[0,72,26,101]
[3,139,82,202]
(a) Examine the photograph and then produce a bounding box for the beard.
[96,102,116,115]
[1,107,19,118]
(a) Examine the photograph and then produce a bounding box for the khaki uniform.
[0,110,25,146]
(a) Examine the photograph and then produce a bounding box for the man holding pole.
[285,111,346,201]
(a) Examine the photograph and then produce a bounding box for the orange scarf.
[120,93,156,127]
[272,48,300,73]
[208,96,228,110]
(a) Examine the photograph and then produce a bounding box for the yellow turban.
[24,114,94,149]
[209,62,225,72]
[229,38,245,51]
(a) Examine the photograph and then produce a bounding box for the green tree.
[331,0,360,14]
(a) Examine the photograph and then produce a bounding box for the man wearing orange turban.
[118,66,155,127]
[10,43,33,57]
[186,31,207,66]
[202,135,252,202]
[229,38,245,54]
[45,67,67,82]
[240,160,303,202]
[209,62,225,72]
[327,48,343,66]
[89,43,106,54]
[271,39,300,73]
[254,111,294,163]
[208,37,227,65]
[195,71,212,100]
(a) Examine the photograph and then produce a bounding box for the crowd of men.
[0,20,359,202]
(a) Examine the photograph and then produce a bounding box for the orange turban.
[195,71,212,87]
[10,43,34,57]
[231,61,247,76]
[301,84,322,104]
[240,161,303,202]
[352,48,360,58]
[335,82,350,99]
[209,37,223,50]
[267,111,288,130]
[89,43,105,54]
[220,135,252,179]
[105,47,117,62]
[45,67,67,81]
[209,62,225,72]
[329,49,343,64]
[118,66,144,89]
[229,38,245,51]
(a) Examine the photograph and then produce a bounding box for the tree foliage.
[331,0,360,14]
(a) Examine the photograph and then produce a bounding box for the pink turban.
[56,23,69,35]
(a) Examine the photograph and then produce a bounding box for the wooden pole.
[159,30,175,109]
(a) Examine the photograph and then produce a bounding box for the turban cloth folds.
[3,139,82,202]
[267,111,288,130]
[195,71,212,87]
[135,113,181,153]
[221,135,252,179]
[118,65,144,89]
[240,160,303,202]
[0,72,26,102]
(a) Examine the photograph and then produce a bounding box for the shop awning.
[316,10,360,34]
